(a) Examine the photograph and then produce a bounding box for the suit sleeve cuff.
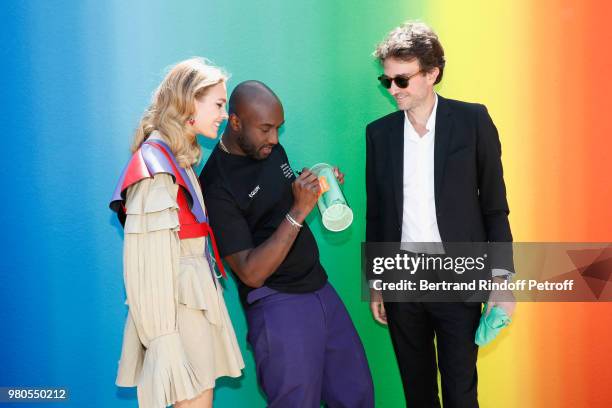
[492,268,514,281]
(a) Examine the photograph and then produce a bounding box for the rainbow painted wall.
[1,0,610,407]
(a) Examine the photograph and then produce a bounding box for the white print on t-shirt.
[248,185,260,198]
[280,163,293,179]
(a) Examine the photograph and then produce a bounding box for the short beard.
[400,91,430,112]
[237,133,261,159]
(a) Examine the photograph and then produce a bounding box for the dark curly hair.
[374,21,446,85]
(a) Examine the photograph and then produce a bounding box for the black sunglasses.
[377,70,423,89]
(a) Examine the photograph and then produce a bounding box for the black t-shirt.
[199,144,328,304]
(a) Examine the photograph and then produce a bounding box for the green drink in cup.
[309,163,354,232]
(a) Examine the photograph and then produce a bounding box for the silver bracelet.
[285,213,303,229]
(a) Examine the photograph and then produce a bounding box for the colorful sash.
[110,140,226,278]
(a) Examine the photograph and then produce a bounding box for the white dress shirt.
[401,94,442,246]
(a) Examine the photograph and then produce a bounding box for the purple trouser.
[245,282,375,408]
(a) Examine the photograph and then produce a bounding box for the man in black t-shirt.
[200,81,374,407]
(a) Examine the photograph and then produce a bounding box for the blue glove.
[475,303,511,346]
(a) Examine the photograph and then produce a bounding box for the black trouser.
[385,301,481,408]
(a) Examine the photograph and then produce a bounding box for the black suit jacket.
[365,95,513,270]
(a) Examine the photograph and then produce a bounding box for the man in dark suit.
[365,22,515,408]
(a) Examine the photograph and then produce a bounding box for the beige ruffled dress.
[115,163,244,408]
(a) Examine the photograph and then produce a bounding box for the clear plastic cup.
[310,163,353,232]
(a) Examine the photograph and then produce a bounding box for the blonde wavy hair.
[132,57,229,167]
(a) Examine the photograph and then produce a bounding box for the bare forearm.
[226,206,307,287]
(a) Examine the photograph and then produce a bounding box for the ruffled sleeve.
[118,173,205,407]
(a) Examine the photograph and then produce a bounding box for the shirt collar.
[404,92,439,136]
[426,93,438,132]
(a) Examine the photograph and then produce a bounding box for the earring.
[187,118,195,126]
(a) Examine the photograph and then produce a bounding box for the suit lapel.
[434,95,453,206]
[388,111,405,227]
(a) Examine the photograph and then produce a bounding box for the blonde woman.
[110,58,244,408]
